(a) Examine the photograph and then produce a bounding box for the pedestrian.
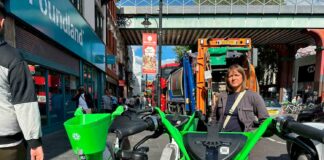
[0,1,44,159]
[118,97,124,105]
[72,86,95,114]
[125,98,130,106]
[210,64,269,132]
[140,96,147,109]
[110,91,118,110]
[135,95,140,109]
[101,89,113,113]
[297,95,303,105]
[291,96,297,105]
[126,97,135,108]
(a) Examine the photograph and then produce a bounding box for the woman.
[72,86,94,113]
[211,64,269,132]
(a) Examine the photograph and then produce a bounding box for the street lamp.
[141,15,152,28]
[141,0,163,107]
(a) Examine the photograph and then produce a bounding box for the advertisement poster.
[142,33,157,74]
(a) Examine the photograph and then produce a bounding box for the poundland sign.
[6,0,105,71]
[28,0,84,46]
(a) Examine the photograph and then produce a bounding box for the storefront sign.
[142,33,157,74]
[119,80,125,86]
[28,65,35,75]
[33,76,46,85]
[7,0,105,71]
[106,55,116,64]
[37,92,46,103]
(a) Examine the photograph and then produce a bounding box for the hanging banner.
[142,33,157,74]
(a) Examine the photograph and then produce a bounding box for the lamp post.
[141,0,163,107]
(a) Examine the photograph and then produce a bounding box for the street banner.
[142,33,157,74]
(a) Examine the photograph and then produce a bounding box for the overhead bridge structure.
[116,0,324,102]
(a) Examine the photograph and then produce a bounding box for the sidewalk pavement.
[42,130,75,160]
[40,129,169,159]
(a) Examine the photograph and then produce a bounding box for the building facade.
[105,0,128,99]
[130,47,142,96]
[4,0,109,134]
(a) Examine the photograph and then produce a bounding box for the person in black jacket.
[72,86,95,113]
[0,1,43,159]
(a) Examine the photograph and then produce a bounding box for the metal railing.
[117,0,324,6]
[117,0,324,14]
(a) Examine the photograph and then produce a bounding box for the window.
[70,0,83,15]
[65,75,79,119]
[28,63,80,125]
[48,71,63,124]
[29,64,48,126]
[95,7,103,39]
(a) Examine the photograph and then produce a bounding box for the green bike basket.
[64,114,112,154]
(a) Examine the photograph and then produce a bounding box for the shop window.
[83,64,93,95]
[93,70,99,107]
[65,75,79,119]
[28,64,80,126]
[83,64,97,108]
[28,64,48,126]
[48,71,64,124]
[70,0,83,15]
[95,7,103,39]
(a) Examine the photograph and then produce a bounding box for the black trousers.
[0,142,26,160]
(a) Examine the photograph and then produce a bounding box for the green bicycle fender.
[155,108,191,160]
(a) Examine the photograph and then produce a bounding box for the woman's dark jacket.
[210,90,269,131]
[72,92,94,108]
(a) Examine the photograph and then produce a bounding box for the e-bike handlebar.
[112,106,158,139]
[276,116,324,143]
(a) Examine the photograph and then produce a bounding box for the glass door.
[48,71,63,124]
[64,75,79,119]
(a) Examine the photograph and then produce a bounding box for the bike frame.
[155,108,273,160]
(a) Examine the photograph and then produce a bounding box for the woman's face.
[227,69,243,92]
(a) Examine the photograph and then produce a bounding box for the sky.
[132,45,177,80]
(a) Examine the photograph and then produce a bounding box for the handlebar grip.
[286,121,324,143]
[277,116,324,143]
[115,120,149,139]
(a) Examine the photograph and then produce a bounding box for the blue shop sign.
[6,0,105,71]
[106,55,116,64]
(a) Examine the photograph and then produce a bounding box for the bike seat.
[183,132,247,160]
